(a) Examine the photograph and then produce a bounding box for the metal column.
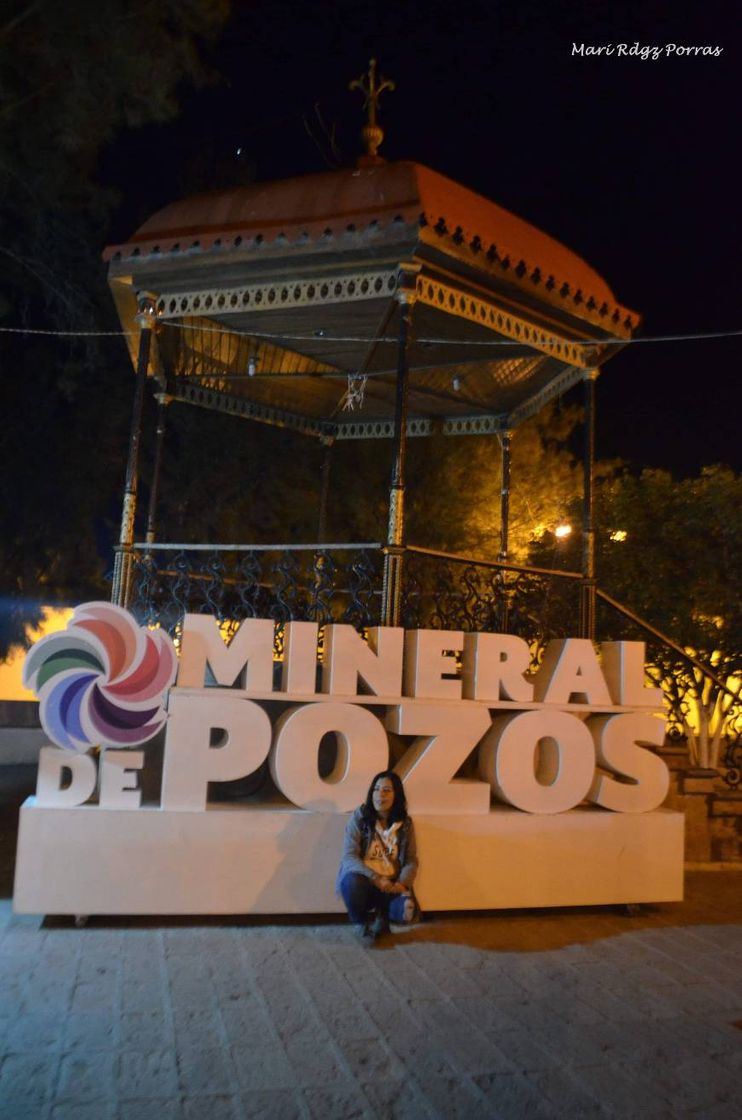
[316,435,335,544]
[381,265,419,627]
[580,368,599,640]
[111,294,157,608]
[145,392,171,546]
[497,429,512,632]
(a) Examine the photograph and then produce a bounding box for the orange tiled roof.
[105,161,634,329]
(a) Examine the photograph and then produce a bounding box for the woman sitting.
[337,770,418,943]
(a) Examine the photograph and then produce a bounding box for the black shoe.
[370,913,389,939]
[353,923,377,945]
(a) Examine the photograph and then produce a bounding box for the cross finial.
[349,59,395,162]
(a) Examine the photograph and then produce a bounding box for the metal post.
[580,368,599,640]
[381,265,419,627]
[497,429,512,631]
[316,435,335,544]
[498,430,512,562]
[111,293,157,607]
[145,392,171,546]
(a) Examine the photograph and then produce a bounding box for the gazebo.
[104,64,638,641]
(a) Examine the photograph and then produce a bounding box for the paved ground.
[1,765,741,1119]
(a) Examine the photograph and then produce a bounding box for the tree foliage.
[0,0,229,654]
[530,466,742,762]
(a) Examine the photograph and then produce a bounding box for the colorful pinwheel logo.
[23,602,177,752]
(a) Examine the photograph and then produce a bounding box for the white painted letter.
[587,713,669,812]
[281,621,319,694]
[478,710,595,814]
[99,749,144,810]
[533,639,612,706]
[462,633,534,702]
[601,642,663,708]
[404,629,463,700]
[36,745,97,807]
[322,625,403,697]
[177,615,274,691]
[271,703,388,811]
[161,693,272,811]
[387,703,492,814]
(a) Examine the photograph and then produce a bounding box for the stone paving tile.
[181,1095,241,1120]
[220,1004,276,1047]
[62,1009,118,1052]
[4,1009,62,1052]
[119,1100,185,1120]
[51,1102,116,1120]
[449,994,525,1034]
[230,1042,296,1093]
[472,1070,554,1119]
[0,1051,59,1109]
[486,1028,562,1073]
[281,1034,349,1089]
[55,1049,116,1102]
[304,1083,374,1119]
[239,1088,308,1119]
[121,979,167,1014]
[322,1006,382,1043]
[172,1005,224,1049]
[176,1042,238,1096]
[120,1008,175,1051]
[117,1048,180,1099]
[564,1060,673,1117]
[333,1035,405,1081]
[393,1032,461,1083]
[527,1065,611,1118]
[360,1075,434,1120]
[415,1072,494,1119]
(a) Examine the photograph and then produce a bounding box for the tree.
[0,1,229,655]
[530,466,742,766]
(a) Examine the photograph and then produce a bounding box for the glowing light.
[609,529,628,542]
[0,607,74,700]
[555,524,572,539]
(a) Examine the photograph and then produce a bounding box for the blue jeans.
[339,872,412,926]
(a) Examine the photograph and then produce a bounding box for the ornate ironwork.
[415,275,594,368]
[400,550,581,645]
[335,414,507,439]
[156,269,398,320]
[129,544,384,636]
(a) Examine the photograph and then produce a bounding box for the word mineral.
[36,616,669,818]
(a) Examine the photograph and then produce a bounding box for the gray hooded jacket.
[336,806,418,894]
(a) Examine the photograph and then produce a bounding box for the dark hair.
[361,770,408,826]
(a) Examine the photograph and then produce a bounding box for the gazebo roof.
[106,160,639,439]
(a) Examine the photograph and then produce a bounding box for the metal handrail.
[596,588,738,702]
[405,544,583,580]
[130,542,382,552]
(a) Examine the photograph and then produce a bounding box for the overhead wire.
[1,321,741,347]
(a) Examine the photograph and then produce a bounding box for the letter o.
[478,710,595,814]
[270,703,389,811]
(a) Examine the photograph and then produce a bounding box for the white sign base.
[13,798,684,916]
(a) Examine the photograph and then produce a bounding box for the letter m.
[177,615,274,690]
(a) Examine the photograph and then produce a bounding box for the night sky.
[103,0,740,475]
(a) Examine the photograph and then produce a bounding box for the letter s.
[586,713,669,812]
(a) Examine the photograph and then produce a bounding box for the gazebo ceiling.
[106,160,639,438]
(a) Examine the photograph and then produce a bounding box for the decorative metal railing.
[401,545,583,641]
[127,543,383,637]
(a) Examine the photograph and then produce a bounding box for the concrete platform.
[13,800,684,916]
